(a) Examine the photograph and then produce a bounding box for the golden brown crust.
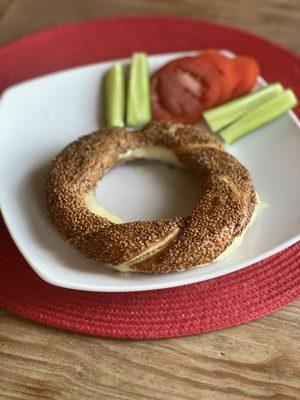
[79,218,184,265]
[45,121,256,273]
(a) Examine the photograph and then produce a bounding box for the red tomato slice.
[151,56,221,124]
[196,50,238,103]
[232,56,260,98]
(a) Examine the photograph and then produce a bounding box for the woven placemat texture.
[0,17,299,339]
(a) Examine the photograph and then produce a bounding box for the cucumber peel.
[126,53,151,127]
[219,89,298,144]
[203,83,283,132]
[105,63,125,127]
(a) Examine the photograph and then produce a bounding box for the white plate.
[0,51,300,292]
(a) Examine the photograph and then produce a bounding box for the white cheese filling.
[118,146,184,168]
[111,227,180,272]
[85,192,123,224]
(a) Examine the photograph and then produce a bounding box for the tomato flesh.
[196,51,238,103]
[151,52,260,124]
[232,56,260,97]
[151,56,221,124]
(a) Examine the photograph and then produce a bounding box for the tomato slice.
[232,56,260,98]
[196,50,238,104]
[151,56,221,124]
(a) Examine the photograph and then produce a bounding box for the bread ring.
[45,121,257,273]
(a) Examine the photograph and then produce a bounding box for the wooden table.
[0,1,299,399]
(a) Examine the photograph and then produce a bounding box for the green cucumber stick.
[105,63,125,127]
[203,83,283,132]
[220,89,298,144]
[126,52,151,127]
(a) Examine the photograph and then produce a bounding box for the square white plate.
[0,51,299,292]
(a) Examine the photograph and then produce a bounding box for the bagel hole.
[94,159,201,222]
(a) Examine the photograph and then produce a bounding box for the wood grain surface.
[0,0,299,52]
[1,305,300,400]
[0,1,299,399]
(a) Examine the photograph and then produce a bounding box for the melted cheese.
[111,228,180,272]
[118,146,184,168]
[85,192,123,224]
[215,200,260,262]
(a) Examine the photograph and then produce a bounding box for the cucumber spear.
[105,63,125,127]
[219,89,298,144]
[203,83,283,133]
[126,52,151,127]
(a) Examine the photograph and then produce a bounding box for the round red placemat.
[0,17,299,339]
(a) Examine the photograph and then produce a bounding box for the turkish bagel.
[45,121,257,273]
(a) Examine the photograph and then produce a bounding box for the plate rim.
[0,50,299,292]
[4,205,299,292]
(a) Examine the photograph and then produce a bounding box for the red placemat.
[0,17,299,339]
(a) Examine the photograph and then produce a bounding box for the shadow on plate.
[17,161,112,277]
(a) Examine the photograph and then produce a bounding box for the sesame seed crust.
[45,121,256,273]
